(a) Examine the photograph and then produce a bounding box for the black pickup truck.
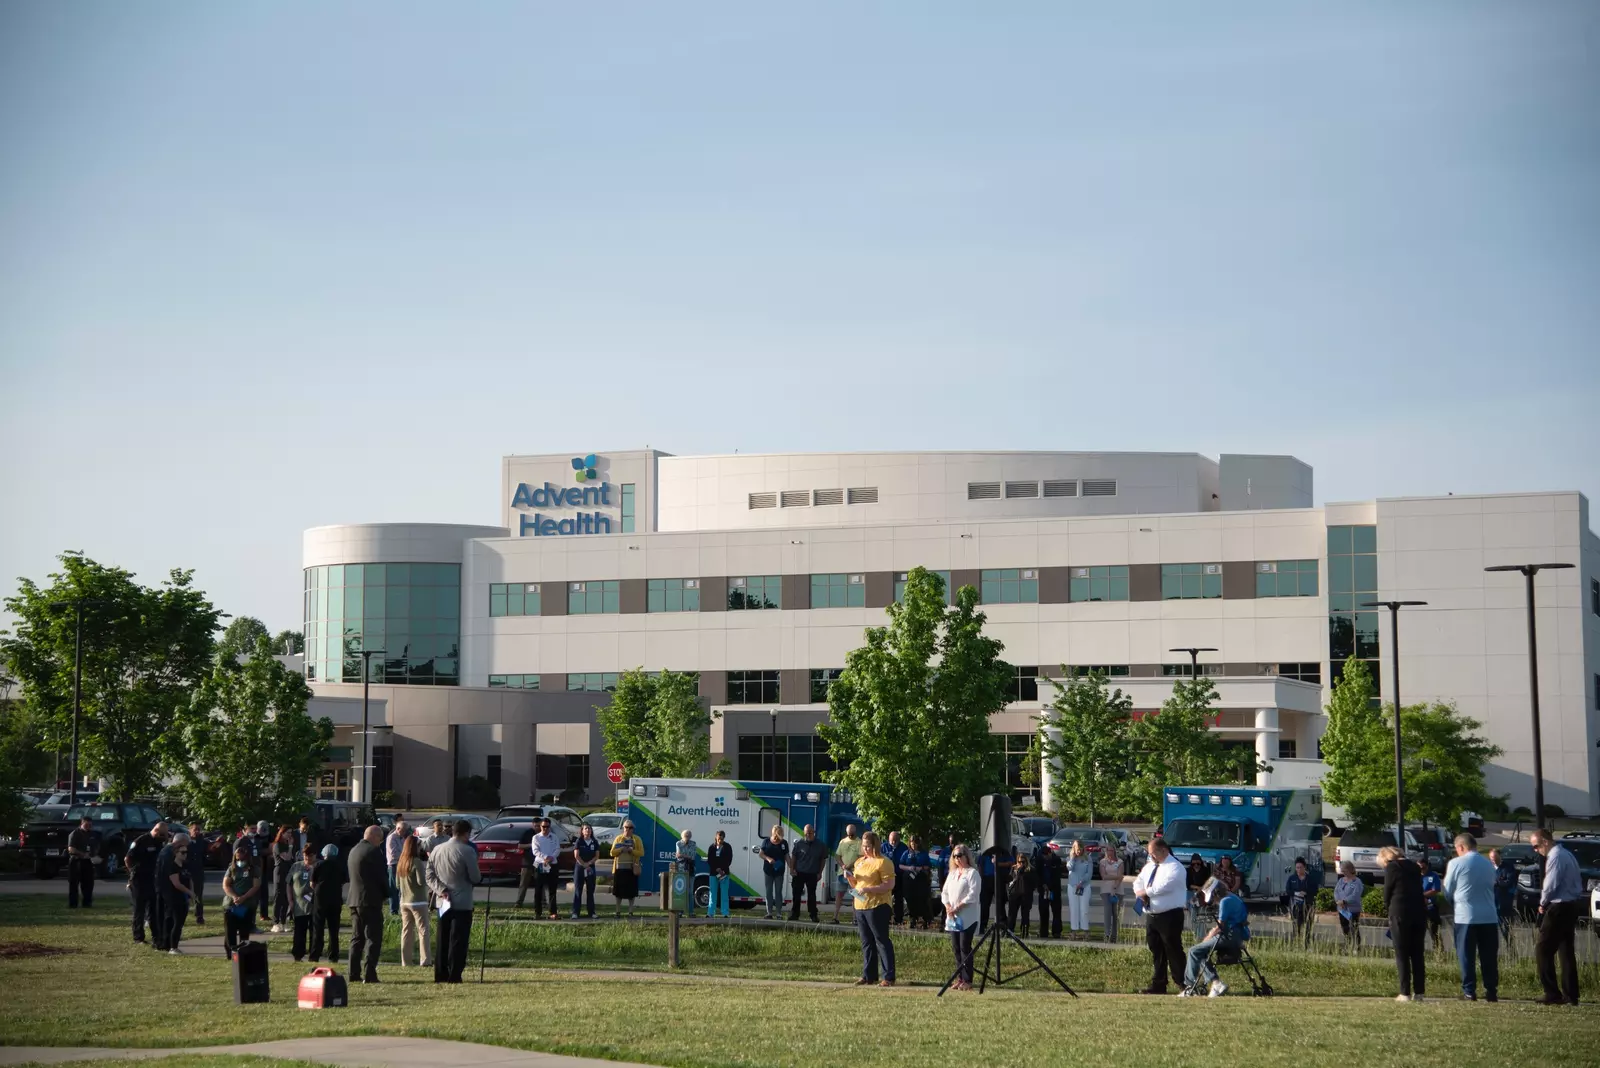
[19,801,173,879]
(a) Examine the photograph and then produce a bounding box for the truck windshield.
[1164,819,1241,850]
[65,806,120,822]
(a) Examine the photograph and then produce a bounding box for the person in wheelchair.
[1182,876,1250,997]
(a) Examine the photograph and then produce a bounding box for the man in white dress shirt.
[1133,838,1189,994]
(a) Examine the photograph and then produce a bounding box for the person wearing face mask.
[221,841,260,961]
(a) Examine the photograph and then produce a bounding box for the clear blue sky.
[2,2,1596,634]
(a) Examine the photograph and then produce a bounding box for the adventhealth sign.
[512,454,614,536]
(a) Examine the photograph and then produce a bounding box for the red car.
[472,820,578,880]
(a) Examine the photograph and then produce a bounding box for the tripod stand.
[938,918,1076,997]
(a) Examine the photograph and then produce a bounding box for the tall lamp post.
[1361,600,1427,849]
[1169,647,1218,678]
[1484,562,1573,830]
[47,596,109,806]
[768,708,778,781]
[357,649,386,805]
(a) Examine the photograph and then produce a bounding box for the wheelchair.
[1185,940,1274,997]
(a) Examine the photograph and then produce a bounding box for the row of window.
[482,662,1322,700]
[967,479,1117,500]
[486,561,1324,616]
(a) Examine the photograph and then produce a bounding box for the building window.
[1328,524,1379,686]
[489,582,540,617]
[621,483,636,534]
[895,570,952,604]
[1162,663,1222,677]
[1068,566,1128,603]
[568,580,620,615]
[487,674,540,689]
[729,575,781,610]
[565,754,590,795]
[1162,563,1223,599]
[1592,578,1599,617]
[810,668,844,703]
[486,754,502,790]
[811,573,866,608]
[727,670,780,704]
[647,578,700,613]
[1009,666,1039,702]
[567,672,620,692]
[303,562,460,687]
[737,734,834,783]
[1256,560,1319,598]
[1264,663,1321,684]
[1067,665,1130,677]
[999,733,1035,799]
[1277,740,1298,760]
[981,568,1039,604]
[372,745,394,795]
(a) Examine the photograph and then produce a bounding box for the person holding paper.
[426,819,482,984]
[530,819,563,920]
[846,830,896,987]
[939,844,980,990]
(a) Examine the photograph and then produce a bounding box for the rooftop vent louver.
[847,486,878,504]
[1081,479,1117,497]
[780,490,810,508]
[1043,479,1078,497]
[813,488,844,506]
[1005,481,1040,498]
[967,481,1001,500]
[748,492,778,509]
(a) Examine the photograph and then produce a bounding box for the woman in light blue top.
[1066,841,1094,934]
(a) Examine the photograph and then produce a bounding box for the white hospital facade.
[301,449,1600,818]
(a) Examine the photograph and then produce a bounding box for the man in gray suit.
[345,825,387,983]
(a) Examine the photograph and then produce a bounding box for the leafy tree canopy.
[1125,676,1267,820]
[1041,670,1133,824]
[818,567,1010,841]
[596,668,719,779]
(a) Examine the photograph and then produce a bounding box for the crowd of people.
[103,812,1586,1007]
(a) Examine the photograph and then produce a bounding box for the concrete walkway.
[0,1037,662,1068]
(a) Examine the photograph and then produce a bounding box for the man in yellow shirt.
[845,830,896,986]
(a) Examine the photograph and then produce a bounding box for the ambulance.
[1159,787,1326,900]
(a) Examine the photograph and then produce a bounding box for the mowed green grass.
[14,1060,321,1068]
[3,897,1599,1068]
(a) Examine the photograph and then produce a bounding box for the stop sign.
[607,762,626,785]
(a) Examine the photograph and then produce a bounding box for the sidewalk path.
[0,1036,663,1068]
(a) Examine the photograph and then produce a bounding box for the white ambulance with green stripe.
[625,778,863,910]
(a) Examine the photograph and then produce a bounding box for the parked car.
[1334,828,1432,885]
[1012,816,1056,854]
[1516,833,1600,923]
[1046,826,1121,859]
[1106,828,1148,871]
[18,802,160,879]
[1409,826,1452,873]
[1461,811,1486,837]
[415,812,493,838]
[581,812,625,843]
[495,804,583,828]
[472,819,576,880]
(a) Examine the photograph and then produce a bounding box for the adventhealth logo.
[511,452,613,537]
[713,796,725,805]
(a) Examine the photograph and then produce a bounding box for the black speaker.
[979,794,1012,855]
[232,940,271,1004]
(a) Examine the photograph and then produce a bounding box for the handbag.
[944,912,964,933]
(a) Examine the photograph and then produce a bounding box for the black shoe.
[1537,995,1566,1006]
[1485,993,1498,1003]
[1138,987,1168,995]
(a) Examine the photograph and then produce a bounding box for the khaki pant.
[400,904,432,966]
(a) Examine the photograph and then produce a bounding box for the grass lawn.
[3,897,1598,1068]
[14,1060,322,1068]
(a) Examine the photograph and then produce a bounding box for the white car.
[1591,880,1600,926]
[581,812,625,843]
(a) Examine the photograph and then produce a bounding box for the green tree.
[597,670,656,777]
[0,695,45,834]
[272,629,306,655]
[646,670,716,777]
[1403,703,1503,828]
[1125,676,1265,820]
[216,616,270,664]
[1320,656,1380,816]
[818,567,1010,841]
[596,668,719,778]
[165,635,334,829]
[1041,670,1132,824]
[0,553,221,800]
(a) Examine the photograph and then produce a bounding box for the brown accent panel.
[699,670,728,706]
[950,569,981,601]
[700,576,728,612]
[541,673,567,692]
[619,578,647,614]
[1039,664,1065,679]
[1129,663,1161,678]
[1038,566,1070,604]
[541,583,568,616]
[781,573,810,611]
[864,572,894,609]
[1225,663,1266,678]
[1129,563,1162,601]
[779,668,810,705]
[1222,561,1256,600]
[1216,710,1254,729]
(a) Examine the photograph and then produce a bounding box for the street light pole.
[1361,600,1427,850]
[48,598,102,807]
[357,649,386,805]
[769,708,778,781]
[1484,562,1573,830]
[1169,647,1218,678]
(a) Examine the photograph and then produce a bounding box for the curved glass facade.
[303,563,460,685]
